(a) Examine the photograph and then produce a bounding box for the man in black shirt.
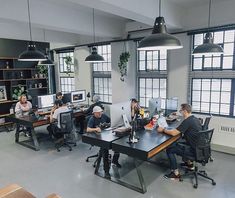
[157,103,202,180]
[87,106,121,179]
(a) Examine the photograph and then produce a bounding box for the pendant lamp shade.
[138,17,182,51]
[39,55,54,65]
[192,32,223,55]
[192,0,223,55]
[18,0,46,61]
[85,9,105,62]
[85,47,105,62]
[19,41,46,61]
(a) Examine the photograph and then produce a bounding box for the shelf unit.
[0,57,48,127]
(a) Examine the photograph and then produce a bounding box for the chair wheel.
[93,164,96,168]
[212,181,216,185]
[193,184,198,189]
[69,148,72,151]
[57,149,60,152]
[179,178,183,182]
[86,159,89,162]
[74,143,77,147]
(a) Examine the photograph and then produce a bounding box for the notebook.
[157,116,169,128]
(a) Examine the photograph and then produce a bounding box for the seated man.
[47,99,70,139]
[56,92,63,102]
[75,95,104,134]
[87,106,121,179]
[157,103,202,180]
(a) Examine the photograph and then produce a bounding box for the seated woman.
[15,95,32,117]
[131,98,140,120]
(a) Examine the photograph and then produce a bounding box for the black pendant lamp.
[192,0,223,55]
[39,30,54,65]
[18,0,46,61]
[85,8,105,63]
[138,0,182,51]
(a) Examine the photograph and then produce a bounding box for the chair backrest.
[202,116,212,130]
[194,128,214,164]
[59,111,73,133]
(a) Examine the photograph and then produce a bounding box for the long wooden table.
[82,126,180,193]
[7,108,86,151]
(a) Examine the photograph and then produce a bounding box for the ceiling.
[0,0,233,46]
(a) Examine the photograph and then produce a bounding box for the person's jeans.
[166,142,195,170]
[101,149,120,173]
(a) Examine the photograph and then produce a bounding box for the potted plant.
[118,52,130,81]
[36,64,48,78]
[64,56,73,76]
[12,85,26,100]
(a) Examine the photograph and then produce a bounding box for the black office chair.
[53,111,76,152]
[202,115,214,162]
[181,128,216,188]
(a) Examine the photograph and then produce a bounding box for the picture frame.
[0,86,7,101]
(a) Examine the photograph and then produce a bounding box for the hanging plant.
[118,52,130,81]
[64,56,73,76]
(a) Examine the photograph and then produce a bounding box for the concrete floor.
[0,127,234,198]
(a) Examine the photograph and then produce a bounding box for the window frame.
[91,44,112,104]
[190,28,235,117]
[137,42,168,108]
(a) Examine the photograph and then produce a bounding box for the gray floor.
[0,127,235,198]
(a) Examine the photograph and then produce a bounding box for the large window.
[190,29,235,116]
[58,51,75,93]
[92,44,112,103]
[137,46,167,108]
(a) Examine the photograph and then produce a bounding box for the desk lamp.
[87,92,91,106]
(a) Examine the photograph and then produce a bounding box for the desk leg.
[31,128,40,151]
[134,158,147,193]
[15,124,20,143]
[94,150,102,175]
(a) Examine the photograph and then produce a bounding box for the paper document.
[157,117,168,128]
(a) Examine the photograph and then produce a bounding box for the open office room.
[0,0,235,197]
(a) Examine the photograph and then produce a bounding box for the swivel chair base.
[182,165,216,188]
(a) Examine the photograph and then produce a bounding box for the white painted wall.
[168,33,190,105]
[182,0,235,30]
[74,47,92,104]
[111,41,137,104]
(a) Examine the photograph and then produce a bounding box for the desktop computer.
[37,94,56,111]
[71,90,86,104]
[111,101,132,128]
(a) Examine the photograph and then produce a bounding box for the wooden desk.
[0,184,36,198]
[7,115,50,151]
[82,122,181,194]
[0,184,61,198]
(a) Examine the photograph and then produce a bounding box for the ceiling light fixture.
[85,8,105,63]
[192,0,223,55]
[137,0,182,51]
[39,29,54,65]
[18,0,46,61]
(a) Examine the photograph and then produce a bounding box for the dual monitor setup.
[36,90,86,110]
[111,97,179,128]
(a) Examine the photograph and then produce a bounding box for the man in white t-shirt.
[47,99,69,138]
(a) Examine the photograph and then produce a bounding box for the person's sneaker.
[104,172,111,179]
[112,161,122,168]
[180,162,195,170]
[164,171,181,181]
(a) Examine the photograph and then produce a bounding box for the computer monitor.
[165,97,178,115]
[63,92,72,104]
[71,90,86,103]
[148,97,162,117]
[37,94,56,109]
[111,101,132,128]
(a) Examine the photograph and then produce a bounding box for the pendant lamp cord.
[27,0,32,41]
[208,0,212,29]
[93,8,96,44]
[159,0,161,16]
